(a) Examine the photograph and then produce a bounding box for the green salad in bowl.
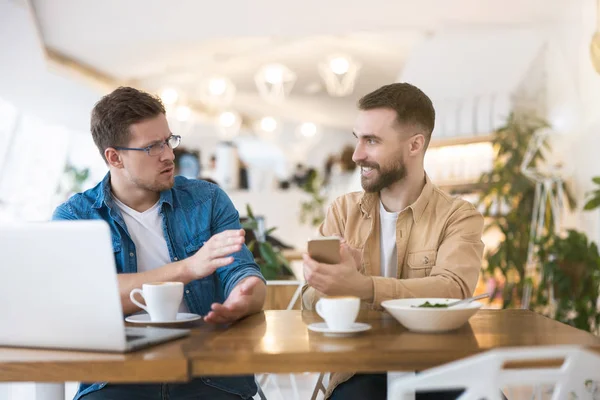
[412,301,449,308]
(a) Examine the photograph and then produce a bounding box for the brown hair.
[90,86,166,161]
[339,145,356,172]
[358,83,435,148]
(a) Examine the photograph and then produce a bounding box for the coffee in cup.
[129,281,183,322]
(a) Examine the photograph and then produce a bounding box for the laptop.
[0,220,189,352]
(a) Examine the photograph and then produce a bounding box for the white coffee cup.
[316,296,360,330]
[129,282,183,322]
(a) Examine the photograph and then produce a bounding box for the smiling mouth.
[361,166,376,177]
[161,167,174,174]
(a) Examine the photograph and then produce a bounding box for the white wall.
[0,1,104,133]
[400,28,546,138]
[545,0,600,244]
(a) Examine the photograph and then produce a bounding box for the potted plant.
[241,204,295,281]
[299,169,327,227]
[534,229,600,333]
[57,163,90,200]
[478,113,551,307]
[477,113,576,308]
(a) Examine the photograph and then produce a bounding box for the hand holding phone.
[307,237,341,264]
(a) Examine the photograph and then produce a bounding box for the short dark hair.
[358,83,435,148]
[91,86,166,162]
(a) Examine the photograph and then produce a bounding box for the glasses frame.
[114,134,181,156]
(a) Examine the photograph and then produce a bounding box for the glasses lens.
[148,143,163,156]
[168,135,181,149]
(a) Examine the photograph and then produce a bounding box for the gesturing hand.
[204,276,263,324]
[186,229,245,280]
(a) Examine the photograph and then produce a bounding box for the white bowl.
[381,298,482,333]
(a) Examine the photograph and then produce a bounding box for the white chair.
[389,346,600,400]
[266,280,304,312]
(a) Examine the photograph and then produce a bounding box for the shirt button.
[174,257,178,261]
[129,252,134,257]
[185,290,190,294]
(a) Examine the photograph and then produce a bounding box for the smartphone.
[307,237,341,264]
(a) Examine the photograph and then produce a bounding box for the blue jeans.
[329,373,465,400]
[79,379,252,400]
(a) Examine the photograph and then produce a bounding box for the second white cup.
[129,282,183,322]
[316,296,360,330]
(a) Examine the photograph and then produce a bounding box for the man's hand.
[184,229,245,281]
[303,245,373,300]
[204,276,265,324]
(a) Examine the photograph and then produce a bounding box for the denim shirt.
[53,173,263,399]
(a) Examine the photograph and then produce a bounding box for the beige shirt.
[302,174,485,397]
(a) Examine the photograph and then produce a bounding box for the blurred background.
[4,0,600,398]
[3,0,600,293]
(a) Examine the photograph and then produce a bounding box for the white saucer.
[125,312,202,325]
[307,322,372,337]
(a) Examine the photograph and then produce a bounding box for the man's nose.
[352,144,364,163]
[161,144,175,162]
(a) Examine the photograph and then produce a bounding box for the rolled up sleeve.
[212,187,265,299]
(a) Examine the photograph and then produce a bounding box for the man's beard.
[131,174,174,193]
[359,158,407,193]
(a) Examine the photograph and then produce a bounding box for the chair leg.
[287,284,303,310]
[257,373,270,388]
[256,383,267,400]
[310,373,327,400]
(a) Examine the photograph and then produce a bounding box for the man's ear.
[105,148,124,169]
[409,134,426,155]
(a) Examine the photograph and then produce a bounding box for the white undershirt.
[112,196,189,313]
[379,200,399,278]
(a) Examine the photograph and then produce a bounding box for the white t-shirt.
[112,196,190,313]
[379,200,399,278]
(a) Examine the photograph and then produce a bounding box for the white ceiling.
[30,0,578,130]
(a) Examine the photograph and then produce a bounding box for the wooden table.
[186,309,600,375]
[2,309,600,384]
[0,337,188,383]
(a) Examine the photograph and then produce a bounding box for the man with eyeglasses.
[53,86,266,400]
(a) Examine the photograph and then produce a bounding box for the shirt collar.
[92,172,174,210]
[408,173,433,224]
[357,173,433,223]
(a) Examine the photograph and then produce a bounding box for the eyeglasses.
[114,134,181,157]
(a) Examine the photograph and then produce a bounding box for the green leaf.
[265,227,277,236]
[241,221,258,230]
[246,204,255,219]
[247,240,256,252]
[584,196,600,211]
[592,176,600,185]
[259,243,278,267]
